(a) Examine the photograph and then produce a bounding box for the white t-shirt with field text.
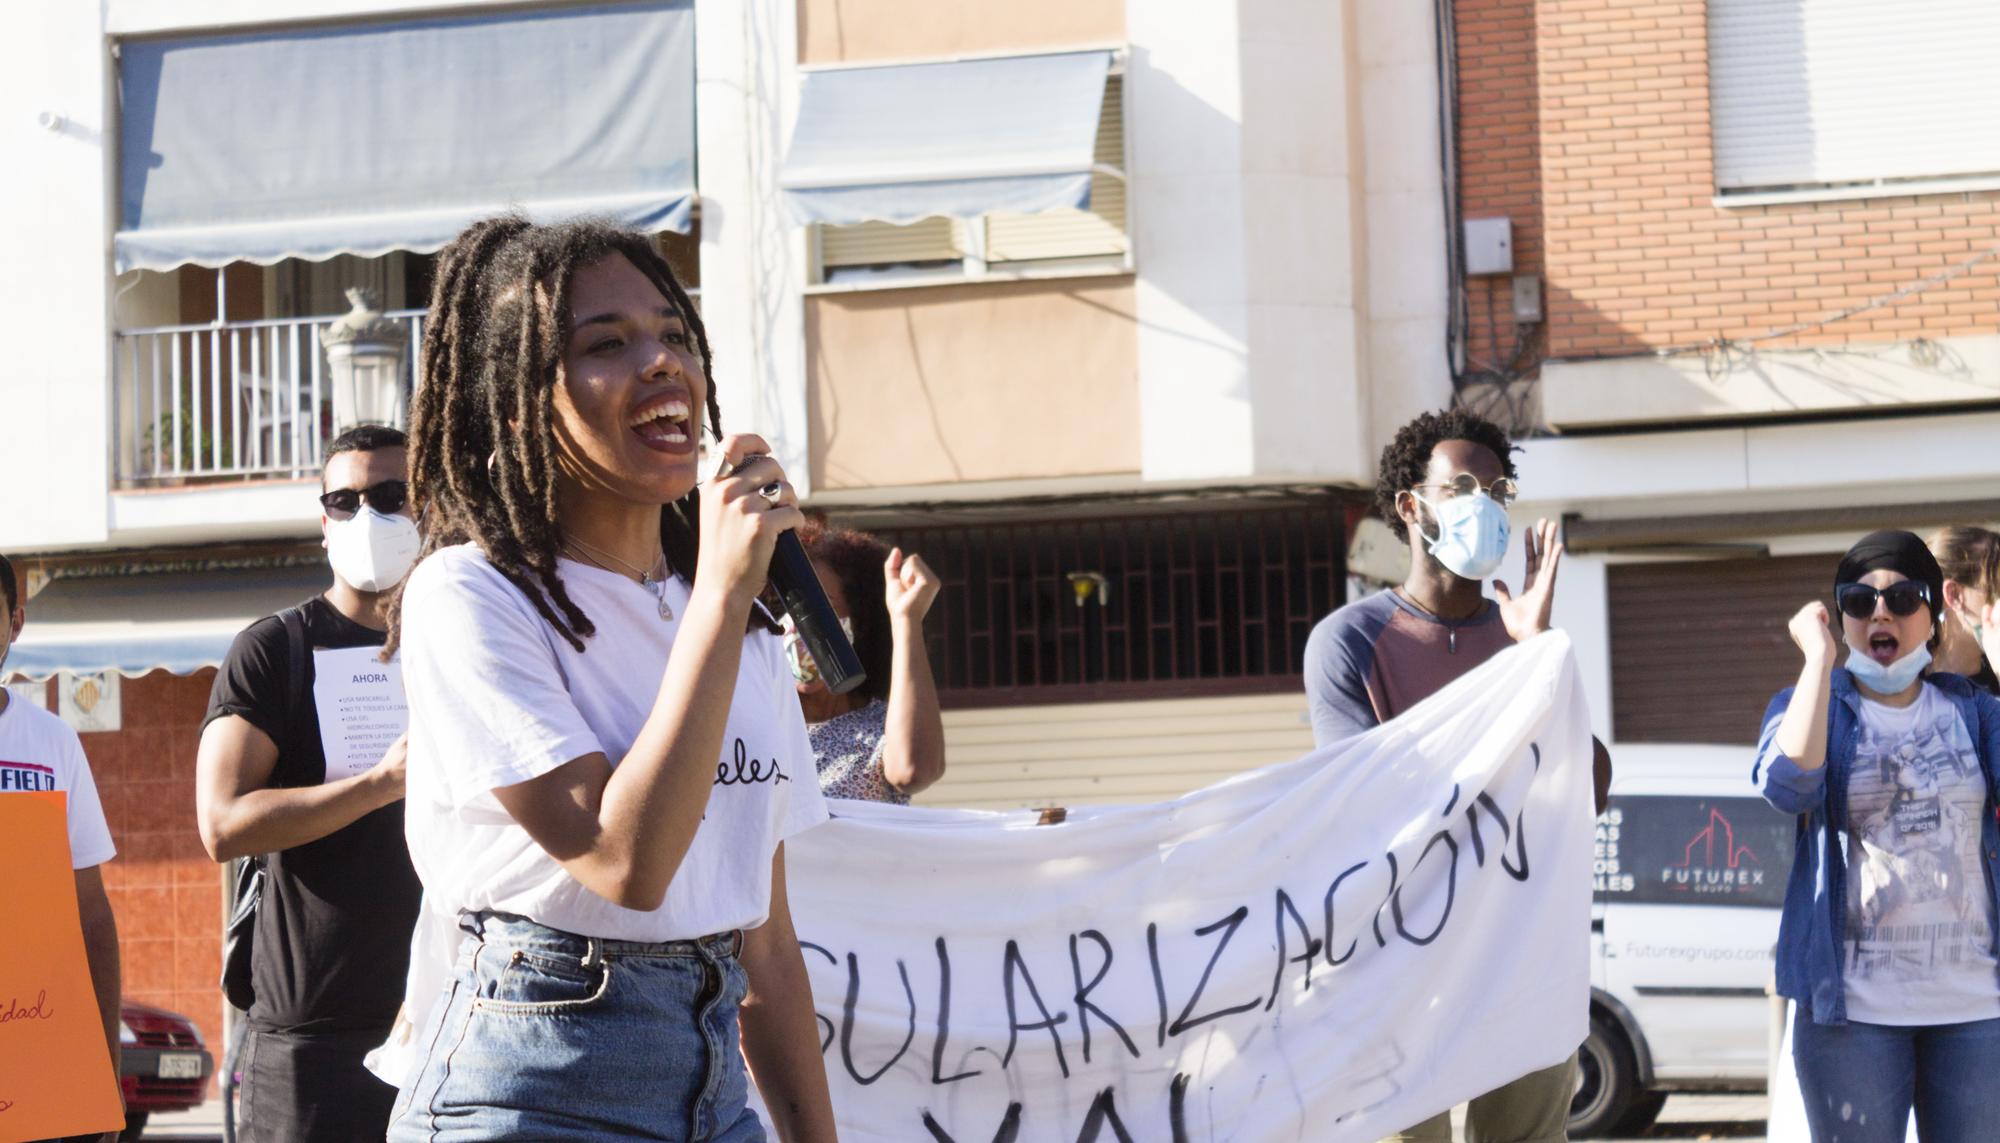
[398,543,828,944]
[0,695,117,870]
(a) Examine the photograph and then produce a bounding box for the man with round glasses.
[193,424,421,1141]
[1305,408,1610,1143]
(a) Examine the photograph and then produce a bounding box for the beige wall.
[806,277,1140,489]
[798,0,1122,65]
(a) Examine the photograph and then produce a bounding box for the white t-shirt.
[1843,685,2000,1025]
[0,695,117,870]
[399,544,828,942]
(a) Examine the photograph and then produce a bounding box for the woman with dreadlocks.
[381,216,837,1141]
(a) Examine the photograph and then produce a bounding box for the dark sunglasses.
[319,479,409,520]
[1835,581,1932,621]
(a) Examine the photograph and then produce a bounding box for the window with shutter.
[985,76,1129,264]
[1710,0,2000,197]
[1608,554,1833,745]
[813,75,1130,284]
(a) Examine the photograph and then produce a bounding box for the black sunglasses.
[1835,581,1932,621]
[319,479,409,520]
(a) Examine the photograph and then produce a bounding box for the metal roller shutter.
[915,692,1316,811]
[819,216,967,269]
[1709,0,2000,192]
[1609,554,1834,745]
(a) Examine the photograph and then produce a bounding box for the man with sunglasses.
[1305,408,1609,1143]
[193,424,422,1142]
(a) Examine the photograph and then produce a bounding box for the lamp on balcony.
[320,287,408,431]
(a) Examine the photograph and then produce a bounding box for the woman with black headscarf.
[1756,530,2000,1142]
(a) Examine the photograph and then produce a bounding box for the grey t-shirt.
[1303,589,1513,747]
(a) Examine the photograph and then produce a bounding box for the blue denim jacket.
[1755,669,2000,1025]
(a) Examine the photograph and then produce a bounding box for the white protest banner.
[311,646,407,783]
[777,631,1597,1142]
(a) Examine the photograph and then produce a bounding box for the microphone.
[769,531,868,695]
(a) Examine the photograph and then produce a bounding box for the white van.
[1570,745,1795,1137]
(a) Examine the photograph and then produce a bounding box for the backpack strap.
[277,604,310,728]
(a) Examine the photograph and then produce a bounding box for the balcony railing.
[111,309,424,486]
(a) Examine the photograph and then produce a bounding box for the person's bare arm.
[739,845,839,1143]
[194,717,406,862]
[75,865,121,1101]
[490,436,804,912]
[1773,602,1838,772]
[880,549,945,796]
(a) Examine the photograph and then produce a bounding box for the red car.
[118,1000,214,1140]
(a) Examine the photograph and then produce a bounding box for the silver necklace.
[563,535,674,621]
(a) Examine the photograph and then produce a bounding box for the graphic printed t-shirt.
[398,545,829,944]
[1304,589,1515,747]
[1842,684,2000,1025]
[204,596,422,1033]
[0,696,115,869]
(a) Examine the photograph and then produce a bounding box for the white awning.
[779,51,1114,227]
[114,1,696,272]
[6,566,329,682]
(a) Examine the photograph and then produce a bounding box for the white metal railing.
[111,309,424,484]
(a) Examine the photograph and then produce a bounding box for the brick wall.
[1459,0,2000,363]
[55,670,227,1079]
[1455,0,1543,372]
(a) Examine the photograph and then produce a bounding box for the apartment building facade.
[1448,0,2000,751]
[1,0,1455,1050]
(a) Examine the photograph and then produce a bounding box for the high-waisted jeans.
[388,911,765,1142]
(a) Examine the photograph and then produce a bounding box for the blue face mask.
[1415,490,1511,581]
[1846,642,1931,694]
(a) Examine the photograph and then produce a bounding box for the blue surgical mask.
[1415,490,1511,581]
[1846,642,1932,694]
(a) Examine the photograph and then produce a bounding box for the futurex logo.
[1659,807,1765,893]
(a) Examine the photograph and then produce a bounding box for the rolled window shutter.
[1711,0,2000,191]
[819,217,968,269]
[986,76,1129,263]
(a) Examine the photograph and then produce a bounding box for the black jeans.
[238,1025,398,1143]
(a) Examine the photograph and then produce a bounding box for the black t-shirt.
[204,595,421,1034]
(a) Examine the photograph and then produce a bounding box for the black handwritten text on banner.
[775,633,1597,1143]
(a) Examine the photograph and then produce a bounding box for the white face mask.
[1414,490,1511,581]
[325,508,420,593]
[1958,601,2000,672]
[1845,641,1932,694]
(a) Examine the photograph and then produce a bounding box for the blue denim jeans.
[1793,1007,2000,1143]
[388,911,766,1142]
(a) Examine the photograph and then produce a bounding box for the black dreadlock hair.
[385,215,762,655]
[1374,408,1520,543]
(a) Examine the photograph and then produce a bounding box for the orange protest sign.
[0,791,123,1143]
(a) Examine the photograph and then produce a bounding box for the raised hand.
[1788,600,1839,666]
[884,548,940,626]
[1494,517,1564,643]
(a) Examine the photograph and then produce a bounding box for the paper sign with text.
[312,646,407,784]
[0,792,123,1142]
[777,632,1596,1142]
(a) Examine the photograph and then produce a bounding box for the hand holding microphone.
[703,435,867,695]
